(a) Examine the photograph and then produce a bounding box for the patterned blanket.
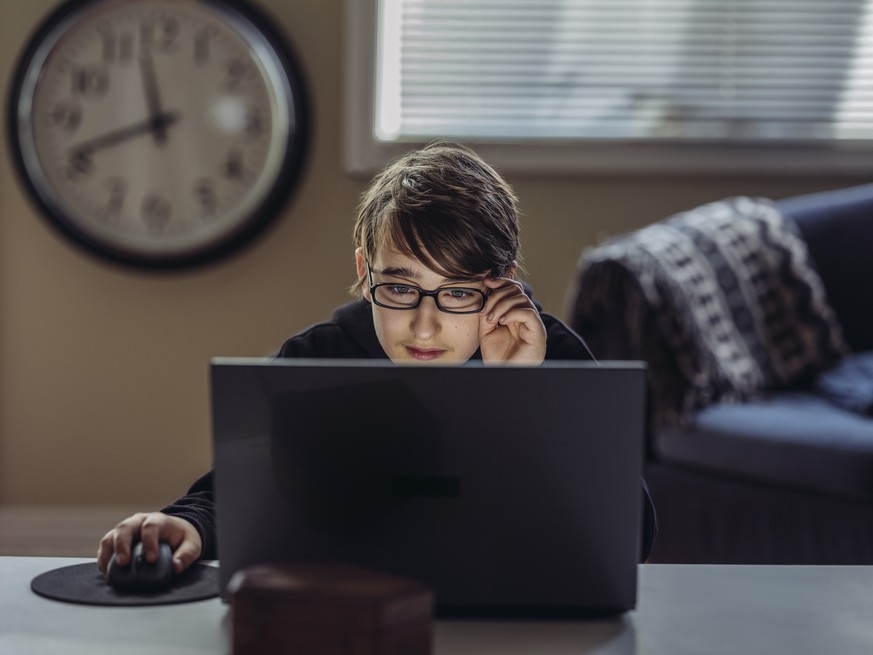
[569,196,848,426]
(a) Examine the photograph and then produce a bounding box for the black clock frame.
[7,0,310,271]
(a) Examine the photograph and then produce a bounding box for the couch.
[566,184,873,564]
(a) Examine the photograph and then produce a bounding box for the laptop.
[210,358,646,616]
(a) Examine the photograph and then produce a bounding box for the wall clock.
[8,0,309,270]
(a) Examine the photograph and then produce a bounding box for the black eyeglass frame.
[366,263,490,314]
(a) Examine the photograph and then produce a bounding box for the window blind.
[374,0,873,144]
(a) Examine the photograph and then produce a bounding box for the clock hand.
[139,49,167,144]
[69,111,180,157]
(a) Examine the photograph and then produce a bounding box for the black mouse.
[106,540,174,592]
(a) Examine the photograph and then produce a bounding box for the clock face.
[9,0,308,269]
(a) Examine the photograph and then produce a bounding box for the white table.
[2,558,873,654]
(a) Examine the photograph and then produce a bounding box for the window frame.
[343,0,873,177]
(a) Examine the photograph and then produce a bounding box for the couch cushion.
[815,351,873,416]
[654,392,873,502]
[778,184,873,352]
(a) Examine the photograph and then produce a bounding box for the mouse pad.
[31,562,220,606]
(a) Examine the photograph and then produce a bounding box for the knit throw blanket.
[570,196,848,426]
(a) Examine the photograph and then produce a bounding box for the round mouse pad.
[31,562,220,606]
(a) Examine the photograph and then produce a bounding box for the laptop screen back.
[210,358,646,616]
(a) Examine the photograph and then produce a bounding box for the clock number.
[51,99,83,133]
[71,64,109,99]
[140,20,153,51]
[195,180,218,218]
[98,24,134,65]
[155,17,180,52]
[223,58,250,92]
[96,177,128,222]
[194,27,217,65]
[142,193,172,232]
[140,17,179,54]
[119,33,135,63]
[65,148,94,181]
[98,23,115,62]
[223,149,246,180]
[245,109,264,138]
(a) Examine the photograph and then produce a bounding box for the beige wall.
[0,0,867,508]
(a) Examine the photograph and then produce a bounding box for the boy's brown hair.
[352,141,520,294]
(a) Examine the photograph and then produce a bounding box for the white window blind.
[344,0,873,174]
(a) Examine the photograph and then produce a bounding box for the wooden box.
[229,562,434,655]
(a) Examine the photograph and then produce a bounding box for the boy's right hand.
[97,512,202,576]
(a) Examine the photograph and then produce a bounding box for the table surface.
[2,558,873,655]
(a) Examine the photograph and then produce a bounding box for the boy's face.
[355,247,485,364]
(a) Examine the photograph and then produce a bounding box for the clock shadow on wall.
[7,0,310,271]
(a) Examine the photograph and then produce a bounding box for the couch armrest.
[778,183,873,352]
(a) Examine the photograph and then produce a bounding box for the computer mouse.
[106,540,174,592]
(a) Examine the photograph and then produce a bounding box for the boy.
[97,141,656,576]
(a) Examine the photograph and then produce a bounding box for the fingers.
[96,529,116,574]
[139,515,165,563]
[481,278,544,333]
[478,277,547,365]
[96,512,203,575]
[482,277,530,324]
[170,529,203,575]
[152,514,203,573]
[97,512,146,573]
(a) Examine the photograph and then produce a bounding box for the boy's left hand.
[478,277,546,365]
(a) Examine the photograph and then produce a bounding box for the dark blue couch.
[568,184,873,564]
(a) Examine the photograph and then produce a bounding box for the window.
[345,0,873,175]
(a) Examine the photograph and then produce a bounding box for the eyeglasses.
[367,263,489,314]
